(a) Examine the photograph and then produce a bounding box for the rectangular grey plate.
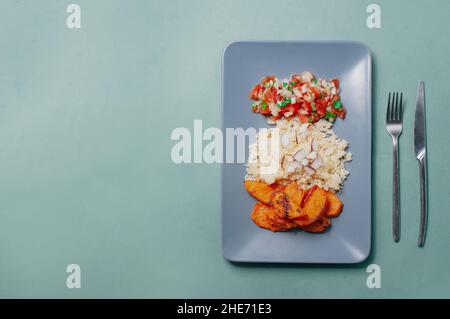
[221,41,372,263]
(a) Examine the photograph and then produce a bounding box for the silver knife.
[414,80,427,247]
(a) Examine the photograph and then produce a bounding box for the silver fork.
[386,92,403,242]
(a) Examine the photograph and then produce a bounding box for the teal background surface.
[0,0,449,298]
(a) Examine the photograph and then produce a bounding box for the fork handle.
[417,155,427,247]
[392,137,400,242]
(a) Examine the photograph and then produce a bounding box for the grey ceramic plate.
[221,41,371,263]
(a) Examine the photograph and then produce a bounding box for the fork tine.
[395,92,399,120]
[386,92,391,122]
[392,92,398,121]
[399,92,403,120]
[391,92,396,121]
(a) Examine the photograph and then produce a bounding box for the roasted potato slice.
[301,216,331,233]
[244,180,283,204]
[294,187,328,227]
[251,202,296,232]
[271,182,305,220]
[324,192,343,218]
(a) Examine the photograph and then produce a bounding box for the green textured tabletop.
[0,0,449,298]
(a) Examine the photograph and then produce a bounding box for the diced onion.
[307,151,317,160]
[304,166,315,175]
[300,158,309,166]
[281,133,290,147]
[311,158,323,170]
[293,149,308,162]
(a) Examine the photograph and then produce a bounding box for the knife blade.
[414,81,426,159]
[414,80,427,247]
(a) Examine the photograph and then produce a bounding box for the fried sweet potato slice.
[251,202,276,231]
[271,182,305,220]
[251,202,297,231]
[294,187,328,227]
[244,180,283,204]
[284,182,306,215]
[270,191,291,219]
[270,214,298,231]
[301,216,331,233]
[324,192,343,218]
[300,185,318,207]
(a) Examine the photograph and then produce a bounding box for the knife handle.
[418,155,428,247]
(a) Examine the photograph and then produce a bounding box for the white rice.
[246,118,352,192]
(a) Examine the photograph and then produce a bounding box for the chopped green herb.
[325,112,337,119]
[333,100,342,109]
[311,102,317,111]
[261,102,267,110]
[283,82,287,88]
[289,81,296,86]
[276,99,290,108]
[312,79,318,84]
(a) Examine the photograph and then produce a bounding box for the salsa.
[249,72,346,123]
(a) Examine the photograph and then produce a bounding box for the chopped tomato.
[302,101,312,113]
[259,104,272,115]
[261,75,275,85]
[278,104,298,118]
[287,103,300,114]
[315,98,327,116]
[270,113,282,121]
[291,74,302,83]
[298,114,310,123]
[310,113,321,122]
[316,106,326,117]
[315,97,326,108]
[249,84,262,101]
[331,79,340,90]
[335,108,346,119]
[262,87,277,103]
[276,93,284,101]
[248,73,345,124]
[310,86,321,98]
